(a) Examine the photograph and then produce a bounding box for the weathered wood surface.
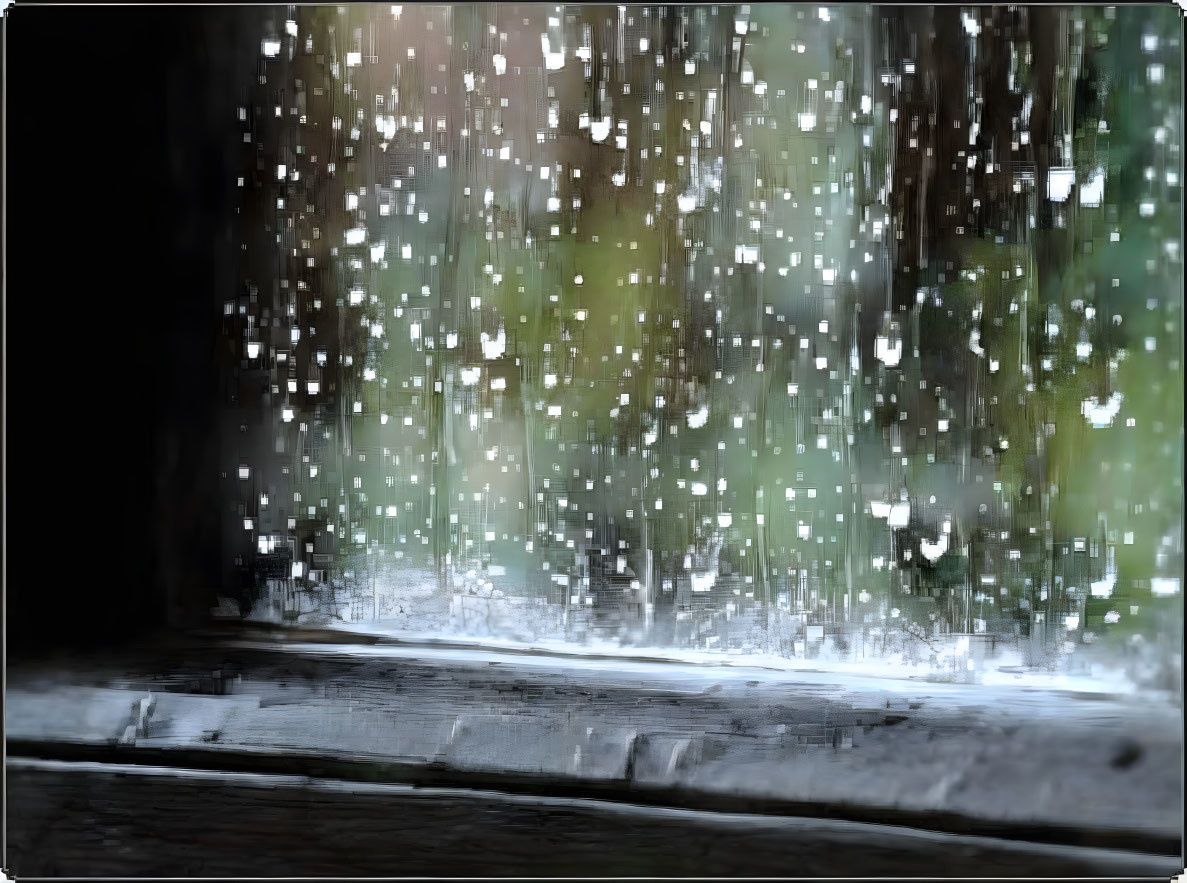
[7,759,1180,878]
[9,638,1181,847]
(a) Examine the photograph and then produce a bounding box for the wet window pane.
[218,4,1184,690]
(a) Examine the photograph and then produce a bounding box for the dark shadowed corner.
[152,6,276,635]
[4,5,273,658]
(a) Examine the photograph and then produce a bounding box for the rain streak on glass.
[222,4,1183,685]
